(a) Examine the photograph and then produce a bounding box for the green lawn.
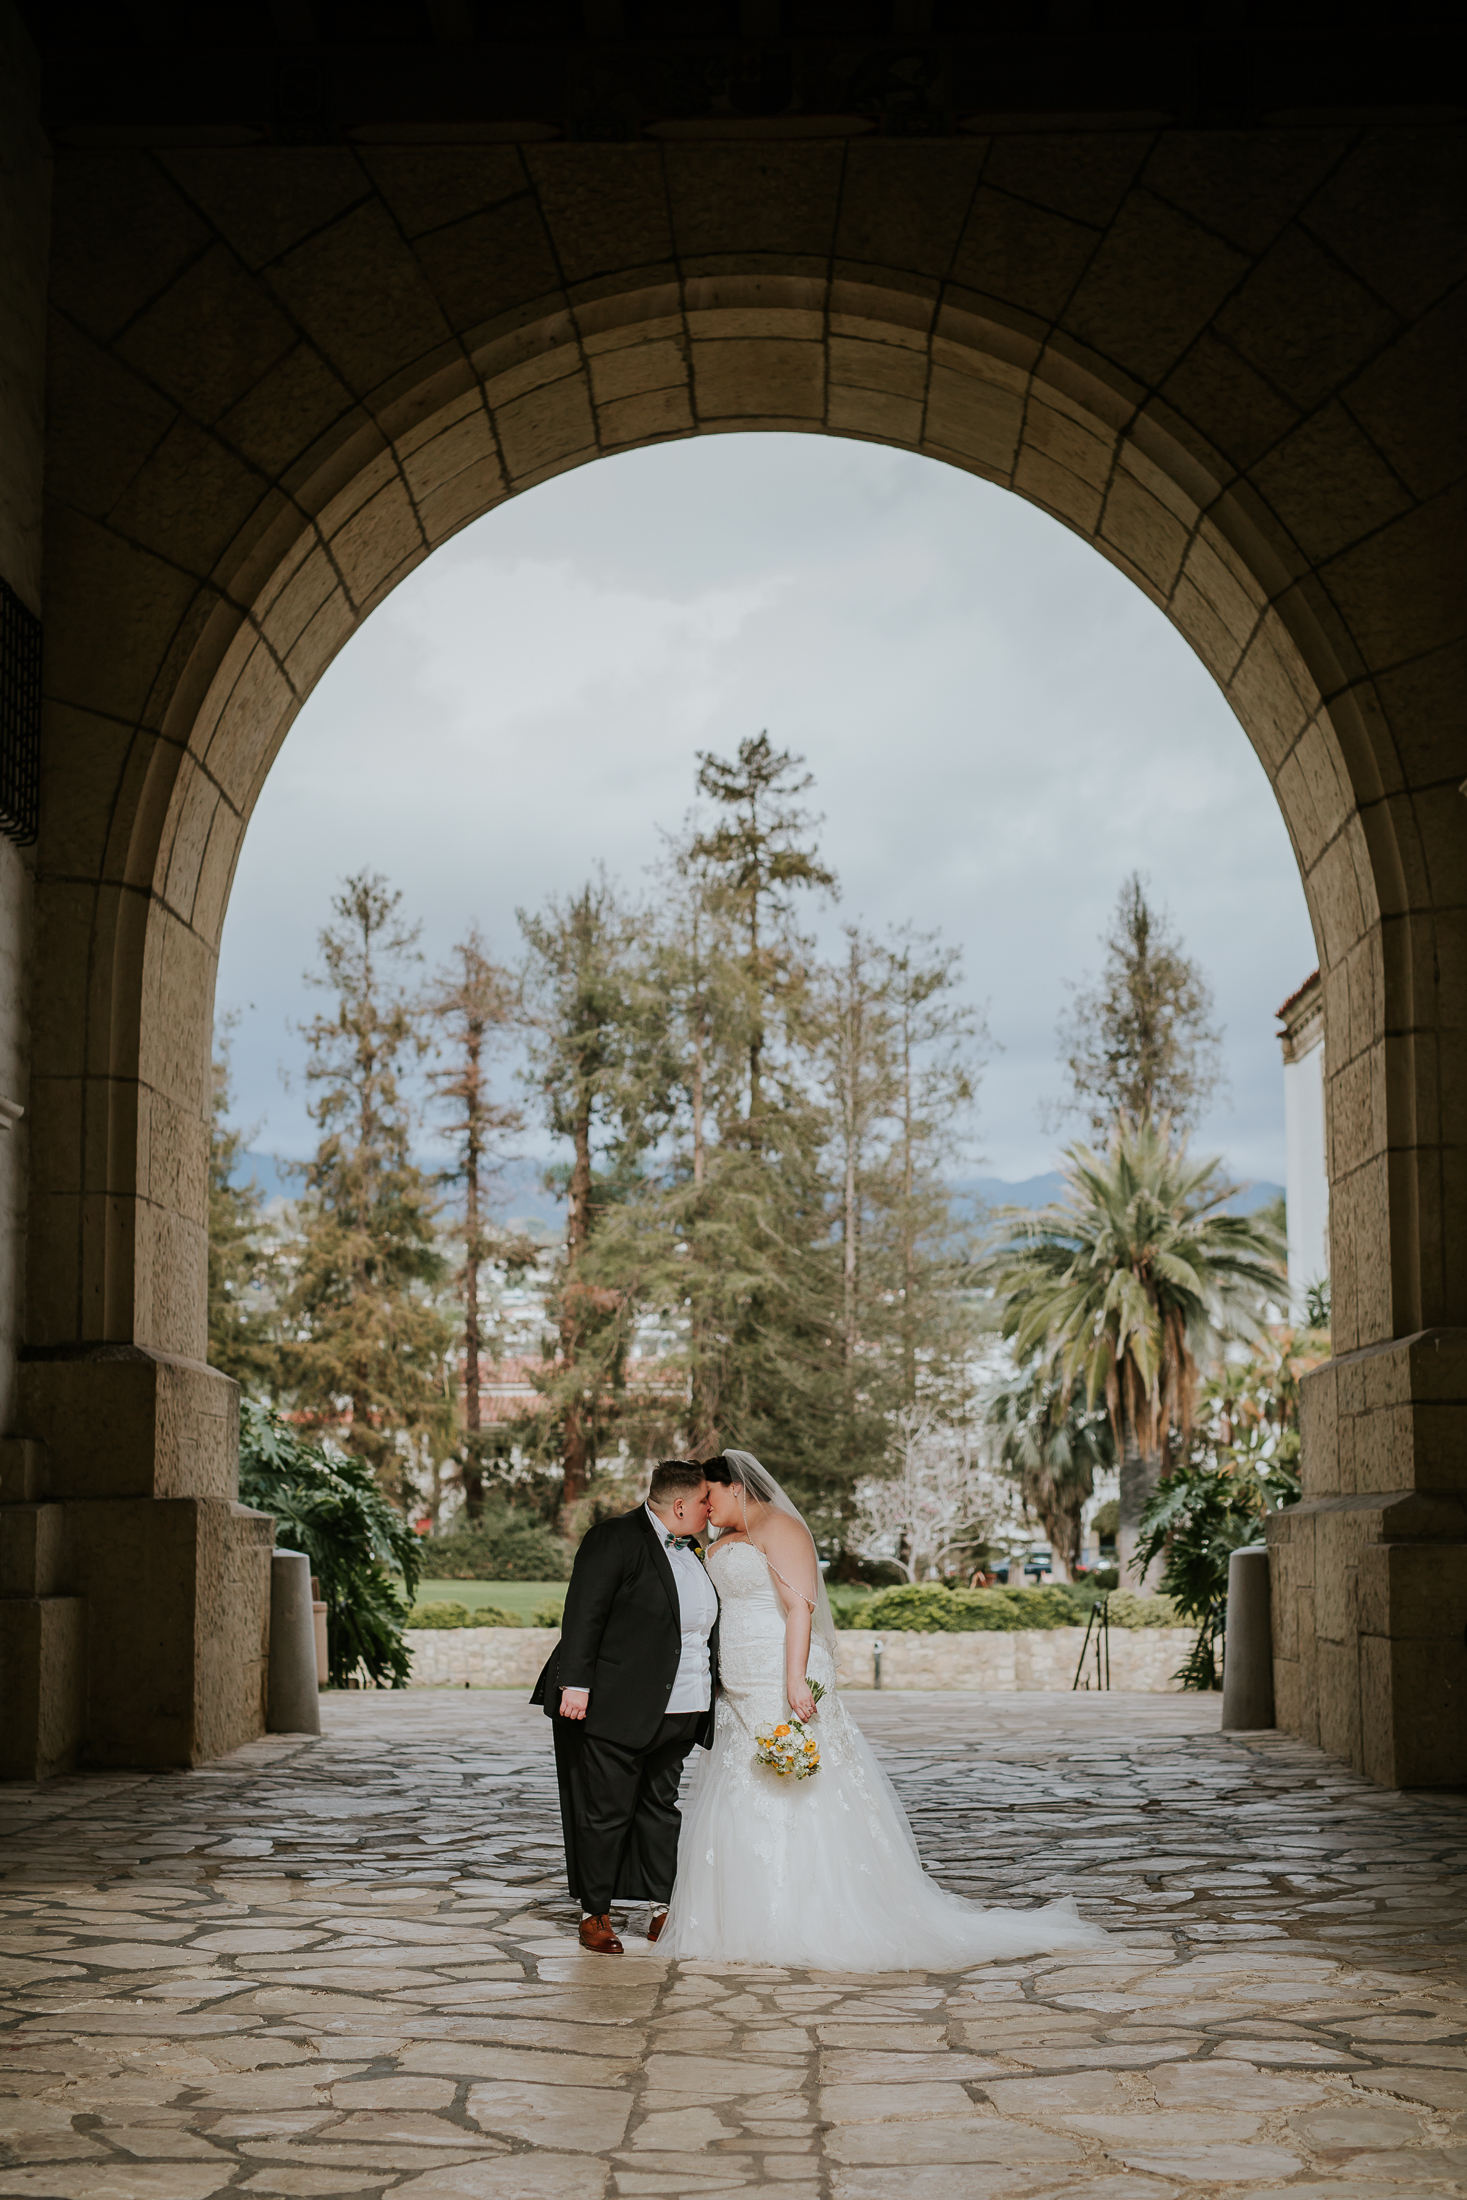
[411,1579,567,1619]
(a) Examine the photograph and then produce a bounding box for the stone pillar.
[0,0,56,1781]
[1270,1332,1467,1787]
[12,1349,273,1768]
[0,1438,84,1780]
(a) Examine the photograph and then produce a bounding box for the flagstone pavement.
[2,1690,1465,2200]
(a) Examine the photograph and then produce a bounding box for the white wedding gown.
[661,1539,1106,1971]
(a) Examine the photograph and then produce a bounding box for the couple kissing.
[533,1448,1105,1971]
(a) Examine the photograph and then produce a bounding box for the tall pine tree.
[878,925,987,1417]
[519,876,663,1519]
[1054,873,1223,1136]
[814,924,988,1467]
[425,926,526,1522]
[207,1023,281,1395]
[284,872,453,1511]
[689,732,836,1140]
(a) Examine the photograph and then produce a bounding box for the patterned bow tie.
[664,1533,698,1551]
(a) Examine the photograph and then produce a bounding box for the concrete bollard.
[268,1549,322,1734]
[1221,1543,1275,1730]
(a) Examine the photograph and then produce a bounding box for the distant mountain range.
[234,1154,1282,1225]
[957,1174,1283,1217]
[234,1152,568,1228]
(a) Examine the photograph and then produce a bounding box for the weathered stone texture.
[2,1692,1465,2199]
[2,84,1463,1781]
[1271,1332,1467,1786]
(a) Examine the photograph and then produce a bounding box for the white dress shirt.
[645,1503,718,1713]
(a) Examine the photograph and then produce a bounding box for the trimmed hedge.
[407,1598,566,1629]
[859,1583,1178,1633]
[405,1583,1179,1633]
[1104,1590,1181,1629]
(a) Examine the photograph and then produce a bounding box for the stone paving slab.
[1,1692,1464,2198]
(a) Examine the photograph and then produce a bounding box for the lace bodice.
[706,1537,785,1619]
[704,1534,839,1746]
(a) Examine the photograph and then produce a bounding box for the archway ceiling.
[28,91,1467,1364]
[15,5,1463,143]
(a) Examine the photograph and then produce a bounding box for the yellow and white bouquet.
[754,1681,825,1779]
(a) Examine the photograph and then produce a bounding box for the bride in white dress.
[660,1450,1105,1971]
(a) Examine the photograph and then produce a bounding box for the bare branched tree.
[849,1411,1025,1583]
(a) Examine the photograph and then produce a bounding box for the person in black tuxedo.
[531,1460,720,1954]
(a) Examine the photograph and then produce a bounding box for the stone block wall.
[3,0,1465,1787]
[1270,1327,1467,1787]
[4,1353,273,1773]
[0,1,51,1777]
[402,1626,1197,1694]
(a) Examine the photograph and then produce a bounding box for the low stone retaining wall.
[403,1624,1195,1692]
[834,1626,1193,1691]
[406,1628,559,1688]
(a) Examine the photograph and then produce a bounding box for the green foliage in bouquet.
[238,1398,422,1688]
[427,1503,572,1582]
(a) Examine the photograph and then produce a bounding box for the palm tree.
[987,1117,1285,1587]
[988,1365,1114,1582]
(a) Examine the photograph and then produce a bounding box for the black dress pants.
[554,1709,702,1916]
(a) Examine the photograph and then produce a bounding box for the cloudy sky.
[216,431,1316,1189]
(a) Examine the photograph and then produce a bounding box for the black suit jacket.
[531,1506,720,1750]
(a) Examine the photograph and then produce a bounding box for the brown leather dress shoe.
[578,1913,623,1955]
[646,1908,669,1943]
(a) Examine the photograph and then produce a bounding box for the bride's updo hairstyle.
[704,1452,777,1502]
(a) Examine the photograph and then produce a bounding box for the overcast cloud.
[216,432,1316,1188]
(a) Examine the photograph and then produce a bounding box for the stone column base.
[1,1350,274,1772]
[0,1594,86,1780]
[1270,1325,1467,1787]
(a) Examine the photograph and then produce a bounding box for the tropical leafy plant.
[987,1116,1285,1583]
[238,1398,424,1687]
[988,1365,1114,1579]
[1135,1449,1300,1689]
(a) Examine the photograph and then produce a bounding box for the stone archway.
[6,124,1465,1786]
